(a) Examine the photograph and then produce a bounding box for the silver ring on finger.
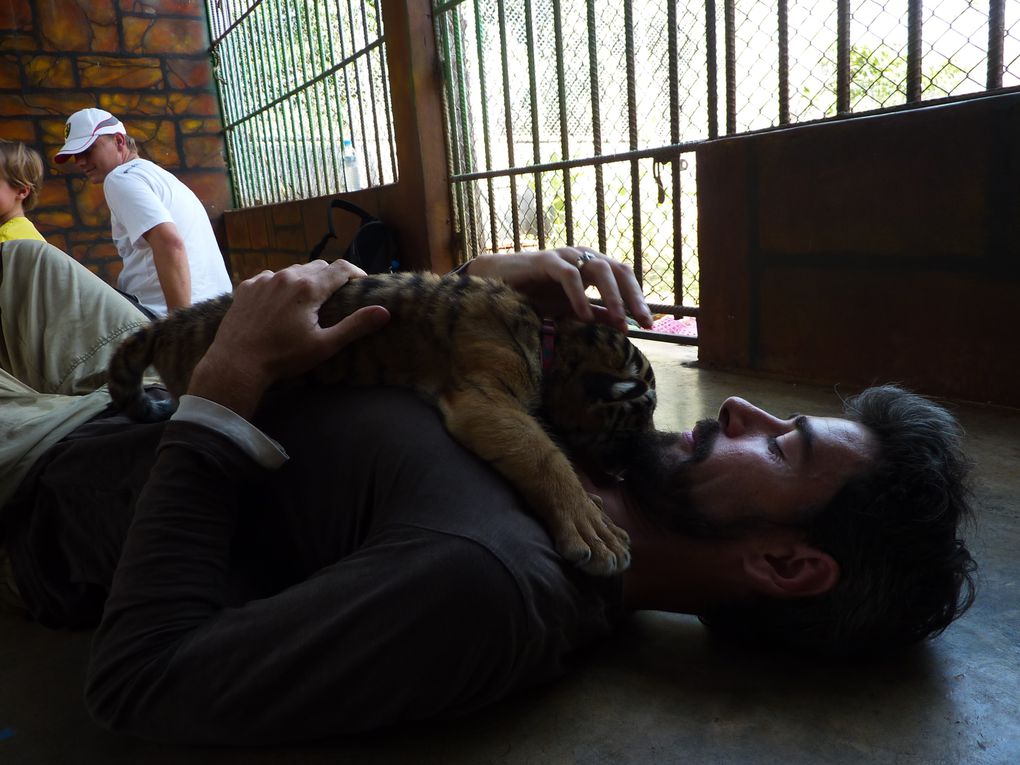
[575,251,599,271]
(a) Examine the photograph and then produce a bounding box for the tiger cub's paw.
[552,492,632,577]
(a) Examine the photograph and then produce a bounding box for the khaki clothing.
[0,239,151,509]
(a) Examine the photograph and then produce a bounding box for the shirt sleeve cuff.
[171,394,289,469]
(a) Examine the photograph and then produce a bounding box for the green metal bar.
[358,0,383,185]
[449,140,701,182]
[332,0,357,169]
[472,0,498,252]
[451,5,480,256]
[705,0,718,138]
[296,0,325,197]
[907,0,922,102]
[496,0,521,251]
[250,4,278,204]
[837,0,849,113]
[270,0,298,201]
[345,0,371,186]
[668,0,683,306]
[224,27,252,205]
[724,0,735,133]
[438,10,469,253]
[551,0,573,246]
[523,0,543,247]
[303,0,330,196]
[625,0,641,284]
[204,2,239,209]
[778,0,789,124]
[586,0,606,254]
[373,2,398,183]
[276,0,304,199]
[316,0,343,192]
[988,0,1005,89]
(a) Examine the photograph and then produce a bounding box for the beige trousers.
[0,239,151,509]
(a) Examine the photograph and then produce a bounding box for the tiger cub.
[107,271,657,576]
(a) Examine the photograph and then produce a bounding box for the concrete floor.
[2,340,1018,764]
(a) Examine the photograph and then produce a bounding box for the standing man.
[55,108,233,317]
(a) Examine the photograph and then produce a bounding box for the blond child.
[0,139,46,242]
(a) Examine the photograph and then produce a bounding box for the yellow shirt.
[0,216,46,243]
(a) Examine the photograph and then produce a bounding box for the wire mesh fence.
[205,0,397,208]
[435,0,1020,337]
[203,0,1020,336]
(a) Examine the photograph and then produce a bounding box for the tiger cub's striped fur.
[107,271,657,575]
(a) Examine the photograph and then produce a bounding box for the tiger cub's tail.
[106,325,174,422]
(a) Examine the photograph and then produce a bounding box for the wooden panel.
[697,92,1020,407]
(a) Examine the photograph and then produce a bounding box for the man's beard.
[605,419,728,538]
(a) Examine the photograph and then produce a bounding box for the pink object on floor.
[650,315,698,337]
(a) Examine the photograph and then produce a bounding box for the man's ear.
[741,540,840,599]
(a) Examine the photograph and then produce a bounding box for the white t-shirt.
[104,158,232,316]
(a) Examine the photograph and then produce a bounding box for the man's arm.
[143,222,191,312]
[84,262,536,743]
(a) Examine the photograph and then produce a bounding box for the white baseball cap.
[54,108,127,164]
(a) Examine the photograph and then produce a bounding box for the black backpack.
[308,198,401,274]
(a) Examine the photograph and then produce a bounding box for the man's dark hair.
[702,385,977,658]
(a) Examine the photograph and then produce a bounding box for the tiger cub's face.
[542,322,657,450]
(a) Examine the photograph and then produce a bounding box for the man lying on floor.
[0,239,975,745]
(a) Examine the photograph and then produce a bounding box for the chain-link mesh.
[437,0,1020,335]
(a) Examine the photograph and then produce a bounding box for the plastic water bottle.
[342,139,362,191]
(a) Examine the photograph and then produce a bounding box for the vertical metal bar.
[451,6,480,257]
[308,0,335,194]
[263,0,287,199]
[345,0,371,188]
[332,0,353,155]
[358,0,384,186]
[724,0,736,134]
[668,0,683,306]
[228,23,252,204]
[778,0,789,124]
[705,0,718,139]
[474,0,499,252]
[234,34,258,206]
[317,0,343,192]
[523,0,544,247]
[439,12,469,253]
[264,0,285,202]
[837,0,850,113]
[253,4,280,203]
[988,0,1005,90]
[586,0,606,254]
[377,43,398,183]
[296,1,325,197]
[496,0,521,251]
[213,32,240,203]
[624,0,641,283]
[907,0,922,102]
[373,2,397,184]
[280,0,305,198]
[552,0,573,246]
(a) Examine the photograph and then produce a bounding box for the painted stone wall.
[0,0,232,285]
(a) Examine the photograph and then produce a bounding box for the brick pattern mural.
[0,0,233,285]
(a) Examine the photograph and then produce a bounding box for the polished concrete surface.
[2,341,1017,764]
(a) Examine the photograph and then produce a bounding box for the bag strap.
[308,198,379,262]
